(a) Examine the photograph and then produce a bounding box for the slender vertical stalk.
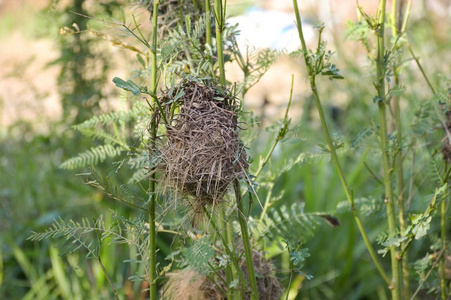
[192,0,199,12]
[255,75,294,181]
[394,69,410,298]
[149,1,160,299]
[258,75,294,221]
[98,257,120,300]
[205,0,212,48]
[214,0,226,84]
[376,1,401,299]
[391,0,399,37]
[411,248,446,300]
[220,209,235,300]
[292,0,390,285]
[401,0,412,33]
[213,2,242,298]
[203,207,248,287]
[440,178,447,300]
[409,37,448,299]
[408,45,436,94]
[234,179,259,300]
[391,0,410,296]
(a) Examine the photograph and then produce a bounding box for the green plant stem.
[205,0,212,48]
[234,179,259,300]
[259,184,273,222]
[391,0,410,296]
[407,26,449,299]
[257,75,294,221]
[378,103,401,298]
[213,2,240,297]
[439,164,449,300]
[149,1,160,299]
[408,45,436,94]
[391,0,399,37]
[285,258,294,300]
[214,0,226,84]
[440,185,447,300]
[254,75,294,180]
[228,224,243,300]
[376,1,401,298]
[220,209,235,300]
[411,247,446,300]
[214,0,238,299]
[192,0,199,12]
[394,59,410,300]
[203,207,248,288]
[98,257,120,300]
[206,262,228,297]
[401,0,412,33]
[292,0,390,286]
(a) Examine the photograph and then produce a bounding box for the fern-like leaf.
[60,144,124,169]
[248,203,320,245]
[28,217,102,261]
[72,101,148,130]
[182,236,214,276]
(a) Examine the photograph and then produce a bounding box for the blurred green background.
[1,0,450,299]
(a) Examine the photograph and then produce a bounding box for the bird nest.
[163,248,283,300]
[156,79,248,210]
[141,0,201,37]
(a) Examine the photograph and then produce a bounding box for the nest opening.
[157,79,248,210]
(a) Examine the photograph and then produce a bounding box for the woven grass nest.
[157,79,248,210]
[163,249,283,300]
[144,0,201,37]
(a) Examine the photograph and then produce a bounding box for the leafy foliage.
[290,24,344,81]
[377,184,448,257]
[28,211,153,282]
[60,144,125,169]
[336,196,384,217]
[283,240,313,280]
[249,203,321,244]
[181,236,215,276]
[60,96,150,170]
[28,217,104,261]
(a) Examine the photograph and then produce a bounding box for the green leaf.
[412,216,432,240]
[182,236,214,276]
[136,54,146,68]
[388,84,406,97]
[382,236,409,248]
[59,144,123,169]
[289,49,304,58]
[229,279,239,289]
[120,6,126,23]
[289,248,310,265]
[321,64,344,80]
[113,77,141,96]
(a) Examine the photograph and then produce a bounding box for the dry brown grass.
[156,79,248,214]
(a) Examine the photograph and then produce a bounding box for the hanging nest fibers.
[156,78,248,212]
[163,249,283,300]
